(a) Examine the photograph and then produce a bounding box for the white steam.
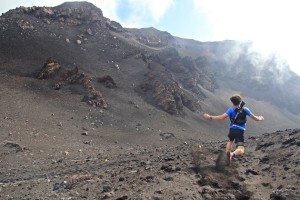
[193,0,300,76]
[221,41,293,84]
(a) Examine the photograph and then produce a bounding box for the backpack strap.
[230,101,246,123]
[230,107,240,122]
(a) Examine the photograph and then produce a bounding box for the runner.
[203,94,264,160]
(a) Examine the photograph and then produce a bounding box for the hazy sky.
[1,0,300,76]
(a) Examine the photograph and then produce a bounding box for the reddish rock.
[36,58,61,79]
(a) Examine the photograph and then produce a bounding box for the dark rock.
[256,142,274,150]
[53,182,61,191]
[116,196,128,200]
[105,19,124,32]
[36,58,61,79]
[145,175,154,182]
[211,181,220,189]
[162,155,175,161]
[261,165,271,171]
[119,177,125,182]
[260,155,270,164]
[160,165,174,172]
[98,75,117,88]
[262,182,271,187]
[102,185,112,193]
[86,28,93,35]
[81,131,88,135]
[229,181,241,190]
[270,190,287,200]
[282,137,296,145]
[159,132,175,139]
[3,142,24,152]
[245,169,259,175]
[163,176,174,181]
[83,141,91,145]
[152,190,163,200]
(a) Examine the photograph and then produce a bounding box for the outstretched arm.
[250,114,264,121]
[203,113,228,120]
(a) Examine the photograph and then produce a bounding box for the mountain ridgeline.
[0,2,299,134]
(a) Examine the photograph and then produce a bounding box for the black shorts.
[228,128,244,146]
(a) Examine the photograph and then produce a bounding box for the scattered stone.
[282,137,296,146]
[3,141,24,152]
[145,175,154,182]
[161,165,174,172]
[86,28,93,35]
[64,174,92,189]
[256,142,275,150]
[163,176,174,181]
[83,140,92,145]
[53,182,62,191]
[43,18,51,24]
[245,169,259,175]
[262,164,271,171]
[119,177,125,182]
[76,40,82,45]
[81,131,88,135]
[98,75,117,88]
[159,132,174,139]
[260,155,270,164]
[270,189,288,200]
[17,20,34,30]
[114,64,120,70]
[262,182,271,187]
[102,192,115,199]
[152,191,163,200]
[102,185,112,193]
[202,193,212,199]
[116,196,128,200]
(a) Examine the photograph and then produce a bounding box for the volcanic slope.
[0,2,300,199]
[0,1,299,138]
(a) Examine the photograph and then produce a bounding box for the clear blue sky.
[1,0,300,76]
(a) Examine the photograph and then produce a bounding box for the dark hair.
[230,94,242,106]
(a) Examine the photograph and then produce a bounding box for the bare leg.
[226,140,233,153]
[233,146,245,156]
